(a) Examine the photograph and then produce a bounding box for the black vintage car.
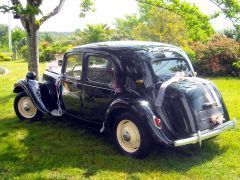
[13,41,237,158]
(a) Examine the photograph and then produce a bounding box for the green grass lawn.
[0,60,239,179]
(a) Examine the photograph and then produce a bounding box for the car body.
[13,41,237,158]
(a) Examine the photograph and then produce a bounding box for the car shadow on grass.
[0,116,227,178]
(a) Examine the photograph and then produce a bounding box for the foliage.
[0,60,240,179]
[40,33,53,43]
[0,25,26,53]
[113,15,140,40]
[233,61,240,75]
[0,0,95,79]
[12,28,26,45]
[0,3,42,17]
[78,24,113,44]
[0,24,8,51]
[79,0,95,18]
[137,0,214,42]
[113,0,214,44]
[39,41,73,61]
[133,8,189,47]
[0,53,11,61]
[190,35,240,76]
[182,46,197,64]
[0,0,62,79]
[19,45,28,60]
[224,29,240,41]
[209,0,240,30]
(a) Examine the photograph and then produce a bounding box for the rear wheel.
[114,112,151,158]
[14,92,43,121]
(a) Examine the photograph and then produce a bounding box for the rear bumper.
[174,118,237,147]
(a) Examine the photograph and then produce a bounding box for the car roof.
[68,41,193,67]
[68,41,194,73]
[70,41,180,54]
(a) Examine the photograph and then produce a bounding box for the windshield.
[152,58,192,77]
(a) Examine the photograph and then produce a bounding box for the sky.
[0,0,233,32]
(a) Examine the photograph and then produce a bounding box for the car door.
[61,53,83,117]
[82,54,116,122]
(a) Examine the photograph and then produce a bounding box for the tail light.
[154,116,162,129]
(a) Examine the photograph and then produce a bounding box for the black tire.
[14,92,43,121]
[113,112,151,158]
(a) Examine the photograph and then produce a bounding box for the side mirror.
[58,60,63,66]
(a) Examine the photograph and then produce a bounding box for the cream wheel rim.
[116,119,141,153]
[18,96,37,118]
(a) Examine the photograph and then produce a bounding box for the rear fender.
[13,79,49,113]
[104,98,173,146]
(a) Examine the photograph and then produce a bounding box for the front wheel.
[14,92,43,121]
[114,112,151,158]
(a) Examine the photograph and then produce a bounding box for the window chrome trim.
[85,54,117,87]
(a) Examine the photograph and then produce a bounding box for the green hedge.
[0,53,12,61]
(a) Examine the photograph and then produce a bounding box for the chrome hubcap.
[24,104,30,111]
[18,96,37,119]
[116,119,141,153]
[123,131,131,142]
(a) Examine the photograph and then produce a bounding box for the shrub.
[233,61,240,75]
[0,53,11,61]
[19,45,28,60]
[39,41,73,62]
[182,47,197,65]
[190,35,240,76]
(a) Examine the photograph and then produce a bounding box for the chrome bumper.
[174,118,237,147]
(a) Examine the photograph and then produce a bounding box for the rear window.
[152,59,191,77]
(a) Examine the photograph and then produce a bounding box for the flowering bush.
[190,35,240,76]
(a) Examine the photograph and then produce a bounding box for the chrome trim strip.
[174,119,237,147]
[83,83,114,91]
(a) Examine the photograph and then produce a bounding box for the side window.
[87,56,115,84]
[65,54,83,79]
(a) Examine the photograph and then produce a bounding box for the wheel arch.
[104,98,173,146]
[13,80,49,113]
[106,106,131,131]
[13,85,24,93]
[104,98,152,135]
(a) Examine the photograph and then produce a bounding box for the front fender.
[105,98,173,146]
[13,79,49,113]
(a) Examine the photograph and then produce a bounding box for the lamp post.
[8,0,12,52]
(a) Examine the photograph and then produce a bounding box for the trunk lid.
[159,78,228,139]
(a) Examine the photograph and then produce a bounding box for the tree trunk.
[27,30,40,80]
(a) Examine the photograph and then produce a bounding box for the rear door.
[61,53,84,117]
[81,54,116,122]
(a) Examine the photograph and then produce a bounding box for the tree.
[209,0,240,42]
[0,0,66,79]
[79,24,113,43]
[0,24,8,50]
[136,0,214,42]
[209,0,240,30]
[12,27,26,60]
[113,15,139,40]
[113,1,213,45]
[12,27,26,44]
[0,0,94,80]
[133,8,189,47]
